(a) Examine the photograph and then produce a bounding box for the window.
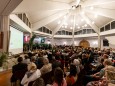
[87,29,91,34]
[105,24,110,31]
[23,13,26,23]
[39,27,42,32]
[66,31,69,35]
[42,27,45,32]
[18,14,22,20]
[29,22,31,28]
[111,21,115,29]
[69,32,72,35]
[92,29,96,33]
[50,31,52,34]
[100,27,104,32]
[74,32,77,35]
[56,31,59,35]
[46,29,49,34]
[62,30,65,35]
[76,32,79,35]
[83,29,86,34]
[79,30,82,34]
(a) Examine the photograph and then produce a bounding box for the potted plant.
[0,52,8,71]
[29,34,36,51]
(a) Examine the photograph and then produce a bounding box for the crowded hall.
[0,0,115,86]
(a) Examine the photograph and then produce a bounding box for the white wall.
[45,37,99,48]
[45,36,115,49]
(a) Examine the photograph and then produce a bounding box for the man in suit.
[11,57,28,85]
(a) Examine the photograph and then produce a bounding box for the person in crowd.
[23,55,30,64]
[11,57,28,86]
[66,64,78,86]
[84,59,113,85]
[28,57,36,71]
[103,54,109,60]
[52,67,67,86]
[32,77,45,86]
[40,57,52,74]
[21,62,41,86]
[73,59,80,74]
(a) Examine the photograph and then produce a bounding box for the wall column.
[0,15,10,52]
[72,15,76,47]
[51,36,54,47]
[98,34,101,49]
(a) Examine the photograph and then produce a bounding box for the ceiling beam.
[80,13,99,35]
[32,10,69,31]
[69,0,81,7]
[52,13,71,36]
[13,0,70,13]
[1,0,23,15]
[85,7,115,19]
[82,0,115,7]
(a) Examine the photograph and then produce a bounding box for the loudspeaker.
[103,39,109,46]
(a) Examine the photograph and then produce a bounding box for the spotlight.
[65,26,67,28]
[70,27,73,29]
[78,26,80,29]
[85,24,87,27]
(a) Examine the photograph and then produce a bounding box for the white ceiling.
[12,0,115,34]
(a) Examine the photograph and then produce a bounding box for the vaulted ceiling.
[12,0,115,35]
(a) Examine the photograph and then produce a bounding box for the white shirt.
[21,69,41,86]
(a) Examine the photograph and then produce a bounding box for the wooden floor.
[0,70,12,86]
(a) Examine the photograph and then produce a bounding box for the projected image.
[9,26,23,54]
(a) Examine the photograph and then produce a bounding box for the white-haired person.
[40,57,52,74]
[21,63,41,86]
[73,59,81,74]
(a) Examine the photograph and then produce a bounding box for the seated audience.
[21,63,41,86]
[66,64,78,86]
[32,77,45,86]
[40,57,52,74]
[84,59,113,85]
[23,55,30,64]
[11,57,27,85]
[73,59,80,74]
[52,67,67,86]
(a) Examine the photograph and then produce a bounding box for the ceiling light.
[85,24,87,27]
[64,15,67,19]
[64,22,68,26]
[90,6,94,10]
[76,24,78,26]
[58,21,61,24]
[92,21,95,24]
[78,26,80,29]
[63,42,67,45]
[65,26,67,28]
[70,27,73,29]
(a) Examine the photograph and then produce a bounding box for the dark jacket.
[11,62,27,82]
